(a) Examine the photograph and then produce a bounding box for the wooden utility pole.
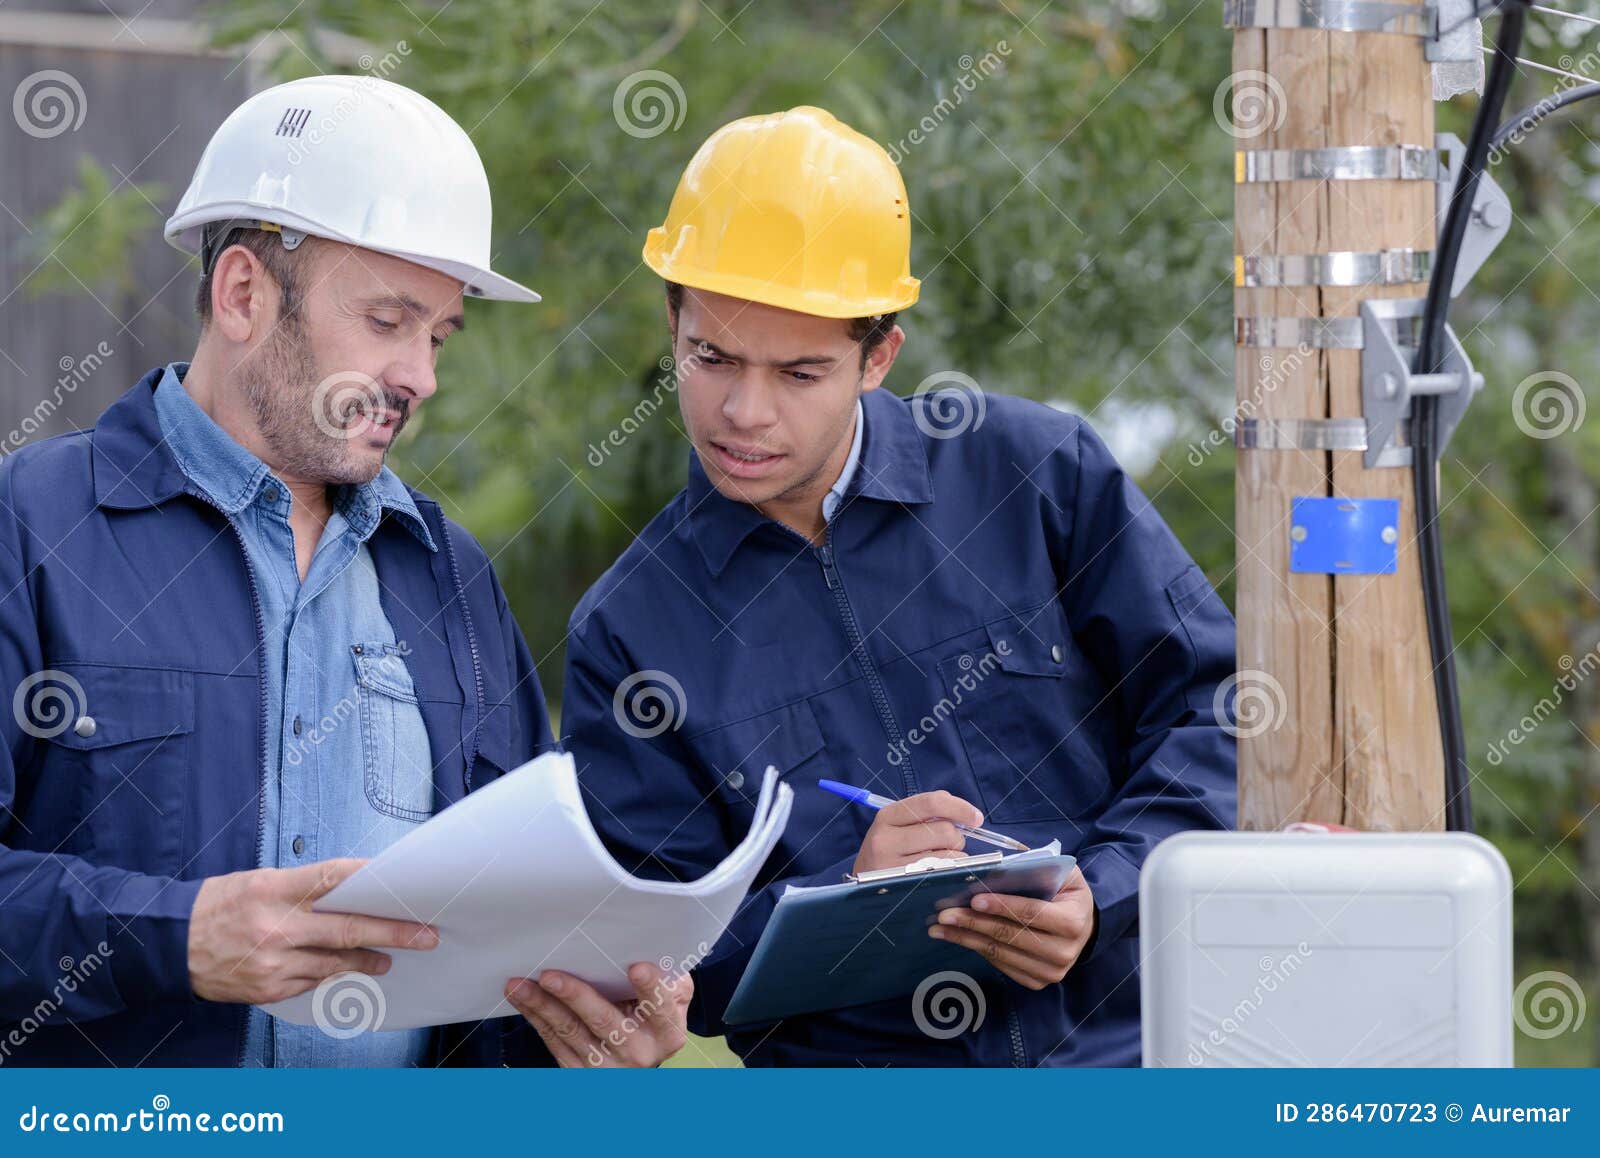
[1231,3,1445,831]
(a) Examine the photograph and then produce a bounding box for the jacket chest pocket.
[36,665,194,875]
[936,605,1113,826]
[690,697,833,844]
[353,644,434,823]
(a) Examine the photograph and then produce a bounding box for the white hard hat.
[165,74,538,303]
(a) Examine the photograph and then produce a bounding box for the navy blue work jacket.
[563,386,1238,1067]
[0,369,554,1066]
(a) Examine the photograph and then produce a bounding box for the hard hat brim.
[164,205,540,303]
[644,237,918,319]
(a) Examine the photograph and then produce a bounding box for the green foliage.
[198,0,1237,701]
[41,0,1600,1059]
[24,155,166,303]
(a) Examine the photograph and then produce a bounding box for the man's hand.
[505,964,691,1068]
[928,866,1097,989]
[187,858,439,1005]
[852,790,985,874]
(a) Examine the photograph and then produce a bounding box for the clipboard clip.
[846,851,1005,884]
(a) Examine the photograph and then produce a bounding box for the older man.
[0,75,687,1067]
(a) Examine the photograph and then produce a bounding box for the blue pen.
[816,779,1030,852]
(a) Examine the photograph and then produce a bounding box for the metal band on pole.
[1234,249,1433,287]
[1222,0,1437,36]
[1234,417,1375,451]
[1235,145,1445,182]
[1235,313,1424,348]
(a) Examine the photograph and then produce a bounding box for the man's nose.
[387,336,439,403]
[721,372,778,430]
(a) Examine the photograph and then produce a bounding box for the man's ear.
[860,324,905,394]
[209,246,269,343]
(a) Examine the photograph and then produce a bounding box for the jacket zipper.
[811,522,1021,1062]
[1006,998,1029,1067]
[805,525,919,797]
[186,488,268,1069]
[436,519,485,794]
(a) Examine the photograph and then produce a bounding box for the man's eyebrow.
[362,292,465,333]
[685,336,836,367]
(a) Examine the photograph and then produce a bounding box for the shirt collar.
[688,387,934,577]
[821,398,865,525]
[152,362,436,551]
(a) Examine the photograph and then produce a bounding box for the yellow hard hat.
[643,106,919,319]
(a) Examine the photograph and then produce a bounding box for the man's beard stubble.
[238,315,388,487]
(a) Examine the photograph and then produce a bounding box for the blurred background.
[2,0,1597,1065]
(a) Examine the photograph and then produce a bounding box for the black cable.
[1413,0,1528,832]
[1492,81,1600,152]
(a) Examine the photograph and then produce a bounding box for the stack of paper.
[265,750,792,1031]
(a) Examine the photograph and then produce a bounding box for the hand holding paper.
[264,750,791,1032]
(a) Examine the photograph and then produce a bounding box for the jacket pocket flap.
[693,697,826,779]
[982,605,1074,678]
[42,666,195,751]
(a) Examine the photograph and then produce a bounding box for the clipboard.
[723,840,1075,1026]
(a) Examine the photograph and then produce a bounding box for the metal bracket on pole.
[1426,0,1484,98]
[1435,132,1510,297]
[1360,298,1482,468]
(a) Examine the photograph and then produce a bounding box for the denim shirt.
[153,363,435,1067]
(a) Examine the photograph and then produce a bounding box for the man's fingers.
[892,819,966,856]
[967,891,1078,933]
[927,925,1064,989]
[297,910,439,952]
[628,963,690,1055]
[281,857,370,902]
[935,909,1075,966]
[881,790,983,829]
[509,979,602,1058]
[627,963,691,1015]
[506,982,590,1067]
[536,971,627,1041]
[293,948,394,981]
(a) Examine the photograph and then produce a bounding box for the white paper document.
[264,750,792,1031]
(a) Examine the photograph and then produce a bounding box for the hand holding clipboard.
[724,781,1089,1025]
